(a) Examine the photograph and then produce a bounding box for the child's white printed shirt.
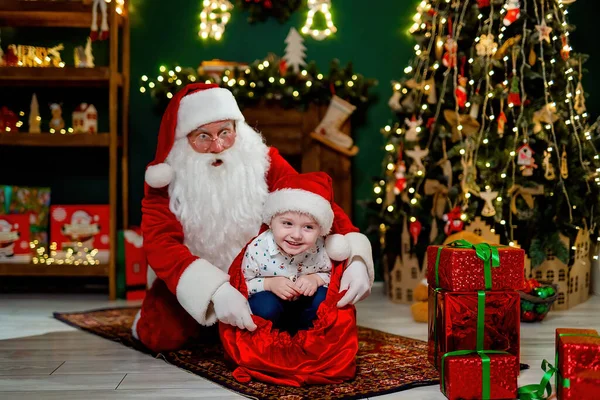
[243,230,332,296]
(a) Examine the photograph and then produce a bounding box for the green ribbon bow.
[435,240,501,290]
[555,333,600,390]
[517,360,556,399]
[441,349,510,399]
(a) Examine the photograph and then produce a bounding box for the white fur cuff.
[176,259,229,326]
[345,232,375,285]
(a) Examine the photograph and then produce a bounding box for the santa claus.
[132,83,374,352]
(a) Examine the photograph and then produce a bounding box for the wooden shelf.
[0,1,124,28]
[0,132,112,147]
[310,132,359,157]
[0,67,121,86]
[0,262,109,277]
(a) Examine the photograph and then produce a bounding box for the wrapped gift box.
[441,352,517,400]
[427,243,524,291]
[556,328,600,399]
[1,185,51,245]
[0,214,31,263]
[558,370,600,400]
[428,289,520,371]
[50,205,110,263]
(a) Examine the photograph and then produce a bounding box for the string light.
[198,0,232,40]
[301,0,337,40]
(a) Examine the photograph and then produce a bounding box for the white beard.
[166,121,270,272]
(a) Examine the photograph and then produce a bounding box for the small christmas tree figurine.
[28,93,41,134]
[282,27,307,74]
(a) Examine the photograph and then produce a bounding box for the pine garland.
[236,0,302,24]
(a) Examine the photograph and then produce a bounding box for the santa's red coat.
[133,147,374,353]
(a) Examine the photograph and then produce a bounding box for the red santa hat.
[144,83,245,188]
[262,172,351,261]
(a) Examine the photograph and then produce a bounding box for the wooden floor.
[0,284,598,399]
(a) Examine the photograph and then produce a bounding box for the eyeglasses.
[189,128,236,152]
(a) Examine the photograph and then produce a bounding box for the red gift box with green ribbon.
[427,240,525,292]
[428,289,520,372]
[556,328,600,399]
[441,350,518,400]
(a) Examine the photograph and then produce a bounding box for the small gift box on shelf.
[556,328,600,399]
[0,214,31,263]
[50,205,110,264]
[1,185,51,246]
[427,240,525,292]
[428,289,521,371]
[441,350,518,400]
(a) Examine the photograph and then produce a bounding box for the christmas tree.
[371,0,600,268]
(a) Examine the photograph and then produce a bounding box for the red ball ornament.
[409,219,422,246]
[523,311,535,321]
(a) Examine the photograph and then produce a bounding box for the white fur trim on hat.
[325,234,351,261]
[262,189,334,235]
[345,232,375,285]
[175,88,244,139]
[145,163,174,188]
[176,258,229,326]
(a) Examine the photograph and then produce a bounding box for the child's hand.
[295,274,324,297]
[264,277,300,300]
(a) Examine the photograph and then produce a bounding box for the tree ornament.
[522,301,534,311]
[461,156,481,195]
[503,0,521,26]
[494,34,521,60]
[517,143,537,176]
[543,150,556,180]
[409,219,422,245]
[301,0,337,41]
[282,28,306,74]
[199,0,233,40]
[476,34,498,57]
[479,188,499,217]
[535,303,549,314]
[508,75,521,106]
[443,206,464,235]
[574,62,587,114]
[388,90,402,112]
[442,36,457,68]
[561,146,569,179]
[532,103,559,133]
[435,22,445,60]
[405,146,429,175]
[90,0,109,41]
[405,78,437,104]
[443,110,480,142]
[536,20,553,44]
[28,93,41,134]
[498,98,507,137]
[560,35,571,61]
[469,94,481,119]
[49,103,65,133]
[424,179,450,218]
[404,116,423,142]
[455,75,467,108]
[508,184,544,218]
[528,44,537,66]
[394,160,407,195]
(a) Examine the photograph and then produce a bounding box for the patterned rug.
[54,307,441,399]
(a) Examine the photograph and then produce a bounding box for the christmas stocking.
[315,95,356,149]
[503,0,521,26]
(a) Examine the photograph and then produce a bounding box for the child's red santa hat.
[144,83,245,189]
[262,172,351,261]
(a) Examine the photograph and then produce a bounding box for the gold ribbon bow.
[424,179,449,218]
[508,185,544,215]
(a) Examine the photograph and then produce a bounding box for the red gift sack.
[219,227,358,387]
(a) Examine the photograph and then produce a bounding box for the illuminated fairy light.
[301,0,337,41]
[198,0,233,41]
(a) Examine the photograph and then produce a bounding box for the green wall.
[128,1,417,231]
[127,0,599,235]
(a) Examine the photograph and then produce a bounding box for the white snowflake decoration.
[476,34,498,57]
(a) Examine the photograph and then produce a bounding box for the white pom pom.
[145,163,174,188]
[325,234,351,261]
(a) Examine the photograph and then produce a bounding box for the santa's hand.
[337,260,371,308]
[212,282,257,331]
